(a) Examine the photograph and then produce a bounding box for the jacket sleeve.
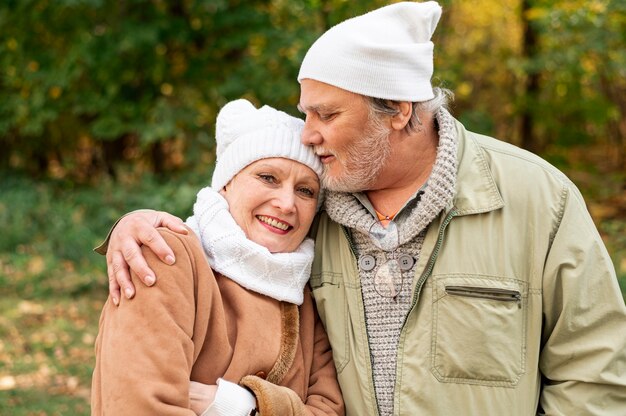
[93,210,153,255]
[239,375,305,415]
[539,184,626,415]
[239,297,344,416]
[91,229,206,415]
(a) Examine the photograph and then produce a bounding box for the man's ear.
[390,101,412,131]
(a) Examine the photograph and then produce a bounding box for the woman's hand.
[107,210,187,305]
[189,381,218,415]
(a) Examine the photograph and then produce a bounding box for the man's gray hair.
[367,87,454,133]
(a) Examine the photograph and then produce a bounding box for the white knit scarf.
[185,187,314,305]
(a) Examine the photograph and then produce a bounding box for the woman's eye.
[298,187,315,197]
[258,174,276,183]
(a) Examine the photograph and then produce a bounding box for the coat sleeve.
[91,229,207,415]
[93,209,153,255]
[239,296,344,416]
[539,184,626,415]
[239,375,305,415]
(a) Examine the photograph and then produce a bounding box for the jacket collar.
[451,119,504,216]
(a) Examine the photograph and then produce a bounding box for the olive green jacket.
[310,120,626,415]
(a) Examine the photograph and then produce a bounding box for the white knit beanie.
[298,1,442,102]
[211,99,323,191]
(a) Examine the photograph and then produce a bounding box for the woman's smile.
[256,215,292,233]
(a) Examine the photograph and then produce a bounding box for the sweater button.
[359,255,376,271]
[255,371,266,379]
[398,255,414,271]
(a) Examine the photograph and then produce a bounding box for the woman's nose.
[273,188,296,213]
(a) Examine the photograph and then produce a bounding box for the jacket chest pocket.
[431,275,527,387]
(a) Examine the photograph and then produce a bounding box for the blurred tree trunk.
[599,74,626,170]
[520,0,541,153]
[101,137,126,179]
[150,141,166,175]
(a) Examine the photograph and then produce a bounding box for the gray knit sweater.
[323,108,458,415]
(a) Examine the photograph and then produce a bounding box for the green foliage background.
[0,0,624,414]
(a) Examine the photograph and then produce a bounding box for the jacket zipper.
[402,208,458,330]
[445,285,522,308]
[341,225,358,258]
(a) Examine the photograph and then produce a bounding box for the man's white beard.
[321,118,392,193]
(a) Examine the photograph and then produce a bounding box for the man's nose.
[301,118,322,146]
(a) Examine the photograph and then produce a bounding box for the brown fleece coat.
[91,229,344,416]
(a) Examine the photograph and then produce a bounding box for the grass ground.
[0,171,203,415]
[0,152,624,415]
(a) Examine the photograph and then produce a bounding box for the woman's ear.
[390,101,412,131]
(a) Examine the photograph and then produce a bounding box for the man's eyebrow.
[297,103,335,114]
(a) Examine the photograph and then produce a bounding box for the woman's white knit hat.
[211,99,323,191]
[298,1,442,102]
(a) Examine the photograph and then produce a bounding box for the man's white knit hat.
[211,99,323,191]
[298,1,442,102]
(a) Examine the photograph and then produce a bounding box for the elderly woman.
[90,100,344,416]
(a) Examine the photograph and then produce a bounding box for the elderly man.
[101,2,626,415]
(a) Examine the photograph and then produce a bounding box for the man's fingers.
[157,212,188,235]
[110,251,136,299]
[138,226,177,266]
[107,260,122,306]
[121,242,157,287]
[104,210,180,298]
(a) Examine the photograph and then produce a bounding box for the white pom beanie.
[211,99,323,192]
[298,1,442,102]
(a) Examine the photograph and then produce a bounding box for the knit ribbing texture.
[298,1,442,102]
[211,99,322,192]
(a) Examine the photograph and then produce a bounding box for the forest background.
[1,0,625,414]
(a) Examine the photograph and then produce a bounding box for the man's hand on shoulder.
[106,209,187,305]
